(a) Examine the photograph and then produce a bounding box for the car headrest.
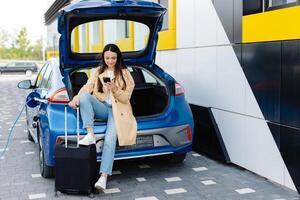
[71,72,88,86]
[130,71,144,84]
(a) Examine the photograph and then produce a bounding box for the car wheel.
[167,153,187,164]
[39,135,54,178]
[25,70,33,76]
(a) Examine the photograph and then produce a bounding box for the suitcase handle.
[64,105,80,148]
[64,106,67,148]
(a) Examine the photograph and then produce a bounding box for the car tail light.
[56,137,62,144]
[187,126,192,141]
[48,88,70,103]
[175,82,185,96]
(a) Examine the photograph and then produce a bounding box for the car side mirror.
[17,80,32,89]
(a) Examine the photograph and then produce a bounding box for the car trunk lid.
[58,0,166,72]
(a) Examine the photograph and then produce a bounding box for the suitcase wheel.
[89,193,95,198]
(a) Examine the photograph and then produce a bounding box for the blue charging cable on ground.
[0,92,40,160]
[0,102,27,159]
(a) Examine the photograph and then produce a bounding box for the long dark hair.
[97,44,127,92]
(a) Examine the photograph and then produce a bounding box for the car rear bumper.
[54,124,192,163]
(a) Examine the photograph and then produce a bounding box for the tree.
[31,38,43,60]
[0,27,44,60]
[14,27,32,59]
[0,30,10,48]
[0,30,12,59]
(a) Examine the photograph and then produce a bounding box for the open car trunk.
[130,83,168,117]
[69,66,169,118]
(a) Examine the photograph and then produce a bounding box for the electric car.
[17,0,194,178]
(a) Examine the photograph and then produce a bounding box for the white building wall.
[103,20,118,45]
[46,20,59,50]
[155,0,296,191]
[134,22,149,51]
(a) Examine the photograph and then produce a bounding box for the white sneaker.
[94,176,107,190]
[78,134,96,146]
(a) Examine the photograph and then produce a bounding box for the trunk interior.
[70,66,169,117]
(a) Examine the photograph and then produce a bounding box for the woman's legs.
[79,93,118,189]
[100,108,117,175]
[79,93,108,145]
[95,108,117,190]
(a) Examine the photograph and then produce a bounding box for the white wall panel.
[156,50,177,77]
[103,20,117,45]
[195,0,217,47]
[189,47,217,107]
[216,46,245,114]
[134,22,149,50]
[174,49,195,102]
[176,0,195,48]
[212,109,296,190]
[155,52,162,67]
[177,0,230,47]
[79,25,86,53]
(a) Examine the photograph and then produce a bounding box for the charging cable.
[0,99,32,160]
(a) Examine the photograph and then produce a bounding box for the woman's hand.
[68,98,79,109]
[105,81,117,92]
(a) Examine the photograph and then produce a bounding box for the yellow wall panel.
[86,24,91,52]
[47,50,59,59]
[115,21,134,52]
[73,27,79,52]
[157,0,176,50]
[115,38,134,51]
[243,6,300,43]
[91,44,102,52]
[157,30,176,50]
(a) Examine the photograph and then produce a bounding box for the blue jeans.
[79,93,117,175]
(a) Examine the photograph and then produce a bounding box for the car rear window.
[71,19,150,53]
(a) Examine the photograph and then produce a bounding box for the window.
[71,19,149,53]
[15,63,25,68]
[40,64,52,89]
[267,0,298,10]
[141,69,157,84]
[128,67,159,85]
[14,62,35,68]
[269,0,297,7]
[45,71,53,89]
[6,63,16,67]
[35,64,48,88]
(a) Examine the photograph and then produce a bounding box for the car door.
[26,63,51,141]
[15,62,25,72]
[5,62,16,72]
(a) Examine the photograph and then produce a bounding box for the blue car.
[17,0,194,178]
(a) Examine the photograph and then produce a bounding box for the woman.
[68,43,137,190]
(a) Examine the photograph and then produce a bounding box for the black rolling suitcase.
[54,106,98,197]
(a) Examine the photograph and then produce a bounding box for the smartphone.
[103,77,111,83]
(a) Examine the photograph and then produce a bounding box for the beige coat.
[73,67,137,146]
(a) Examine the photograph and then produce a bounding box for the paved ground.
[0,74,300,200]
